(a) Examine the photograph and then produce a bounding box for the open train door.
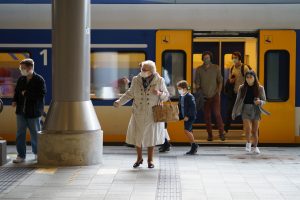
[156,30,192,142]
[259,30,296,143]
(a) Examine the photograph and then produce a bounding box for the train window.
[192,54,203,92]
[0,52,30,98]
[162,51,186,99]
[193,54,203,69]
[90,52,145,99]
[264,50,289,101]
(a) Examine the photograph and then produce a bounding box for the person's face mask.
[140,71,151,78]
[19,67,30,76]
[232,58,239,64]
[178,89,186,96]
[246,76,255,86]
[203,58,211,65]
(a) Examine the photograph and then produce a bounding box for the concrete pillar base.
[0,140,7,166]
[38,130,102,166]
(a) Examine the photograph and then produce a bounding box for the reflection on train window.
[0,52,30,98]
[162,51,186,98]
[192,53,203,92]
[265,50,289,101]
[91,52,145,99]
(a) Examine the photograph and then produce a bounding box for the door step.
[193,129,246,144]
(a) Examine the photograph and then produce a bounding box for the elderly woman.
[114,60,169,168]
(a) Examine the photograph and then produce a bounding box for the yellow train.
[0,2,299,144]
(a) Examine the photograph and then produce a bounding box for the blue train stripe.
[0,44,148,48]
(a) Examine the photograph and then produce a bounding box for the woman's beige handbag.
[152,100,179,122]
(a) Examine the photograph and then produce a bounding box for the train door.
[259,30,296,143]
[192,37,258,143]
[156,30,192,142]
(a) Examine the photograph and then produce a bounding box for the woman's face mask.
[246,76,255,86]
[140,71,151,78]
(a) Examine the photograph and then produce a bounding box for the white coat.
[118,73,169,147]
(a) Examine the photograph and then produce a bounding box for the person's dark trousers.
[224,93,237,133]
[204,94,224,140]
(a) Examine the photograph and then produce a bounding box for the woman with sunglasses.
[232,70,268,154]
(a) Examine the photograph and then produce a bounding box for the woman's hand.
[232,114,235,120]
[254,98,261,105]
[152,89,162,96]
[184,116,189,121]
[113,100,120,108]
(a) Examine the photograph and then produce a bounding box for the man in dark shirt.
[12,59,46,163]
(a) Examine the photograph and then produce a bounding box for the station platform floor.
[1,145,300,200]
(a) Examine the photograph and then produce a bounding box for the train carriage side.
[0,29,156,142]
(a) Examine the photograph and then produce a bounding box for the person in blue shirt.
[177,80,198,155]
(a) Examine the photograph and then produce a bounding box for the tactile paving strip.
[0,167,35,193]
[156,156,181,200]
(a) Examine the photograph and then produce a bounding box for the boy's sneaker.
[253,147,260,154]
[33,154,38,161]
[245,142,252,152]
[13,156,25,163]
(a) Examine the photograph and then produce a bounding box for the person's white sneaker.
[253,147,260,154]
[33,154,37,161]
[245,142,252,152]
[13,156,25,163]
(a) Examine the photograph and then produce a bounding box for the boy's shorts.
[184,119,195,132]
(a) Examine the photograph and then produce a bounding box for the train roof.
[0,3,300,30]
[0,0,300,4]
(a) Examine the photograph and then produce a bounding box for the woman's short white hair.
[140,60,156,73]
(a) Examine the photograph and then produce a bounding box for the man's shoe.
[219,133,226,141]
[207,134,213,141]
[13,156,25,163]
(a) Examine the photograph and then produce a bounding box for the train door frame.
[156,30,193,143]
[192,36,258,143]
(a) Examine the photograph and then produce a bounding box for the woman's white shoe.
[245,142,252,152]
[253,147,260,154]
